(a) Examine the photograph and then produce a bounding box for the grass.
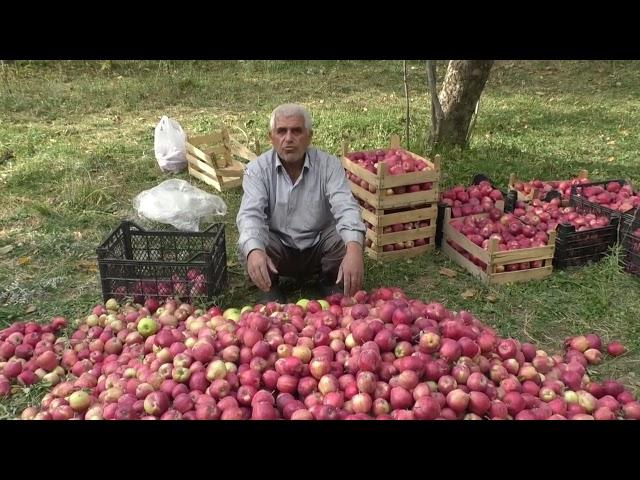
[1,60,640,417]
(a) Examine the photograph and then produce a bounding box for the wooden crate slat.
[351,183,439,209]
[341,156,380,187]
[368,225,436,246]
[219,177,243,189]
[342,156,440,188]
[361,205,437,227]
[187,153,219,178]
[188,166,222,191]
[490,266,553,284]
[491,246,556,264]
[379,189,439,209]
[216,166,244,177]
[230,139,258,162]
[441,240,490,281]
[366,243,434,261]
[442,218,490,262]
[186,143,213,166]
[186,128,254,192]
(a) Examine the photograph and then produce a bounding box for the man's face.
[269,114,312,165]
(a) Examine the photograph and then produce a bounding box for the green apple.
[240,305,253,314]
[172,366,191,383]
[296,299,310,310]
[68,390,91,412]
[105,298,119,311]
[223,307,240,319]
[137,317,158,338]
[318,299,329,311]
[223,308,241,322]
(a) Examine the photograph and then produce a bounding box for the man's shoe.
[257,284,286,304]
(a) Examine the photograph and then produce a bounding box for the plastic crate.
[505,191,621,269]
[620,217,640,276]
[436,173,517,247]
[97,221,227,305]
[571,179,638,225]
[553,205,620,269]
[509,170,588,203]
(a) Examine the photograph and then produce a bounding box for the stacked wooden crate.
[342,135,441,261]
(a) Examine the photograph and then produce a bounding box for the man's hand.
[336,242,364,297]
[247,249,278,292]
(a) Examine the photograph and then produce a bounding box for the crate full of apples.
[357,198,437,261]
[342,134,441,210]
[571,179,640,225]
[508,170,590,203]
[440,206,556,285]
[509,197,620,269]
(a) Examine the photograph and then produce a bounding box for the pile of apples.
[0,317,68,396]
[574,181,640,214]
[512,198,611,233]
[111,268,208,305]
[511,175,591,200]
[8,290,640,420]
[440,181,504,218]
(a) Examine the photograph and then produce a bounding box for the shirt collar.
[275,150,312,172]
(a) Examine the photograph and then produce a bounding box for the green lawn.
[1,60,639,418]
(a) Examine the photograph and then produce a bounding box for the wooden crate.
[361,203,438,261]
[186,128,258,192]
[342,135,441,209]
[508,170,589,204]
[440,208,556,285]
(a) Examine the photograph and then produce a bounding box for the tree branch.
[403,61,410,149]
[426,60,444,148]
[465,100,480,147]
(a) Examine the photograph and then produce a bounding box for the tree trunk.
[429,60,493,149]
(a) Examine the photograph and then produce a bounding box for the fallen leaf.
[0,245,14,255]
[17,256,31,266]
[461,289,477,300]
[74,231,83,241]
[486,294,498,303]
[25,305,37,313]
[78,260,98,273]
[439,267,457,278]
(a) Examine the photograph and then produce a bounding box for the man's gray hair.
[269,103,313,133]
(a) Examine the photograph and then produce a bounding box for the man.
[236,103,366,304]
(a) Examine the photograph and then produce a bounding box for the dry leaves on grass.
[439,267,457,279]
[461,288,477,299]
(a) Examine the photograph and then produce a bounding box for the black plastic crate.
[620,217,640,276]
[571,179,638,225]
[553,211,620,269]
[96,221,227,305]
[436,174,516,247]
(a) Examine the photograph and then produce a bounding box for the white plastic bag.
[154,116,187,172]
[133,179,227,231]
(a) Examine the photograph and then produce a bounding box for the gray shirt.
[237,147,366,259]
